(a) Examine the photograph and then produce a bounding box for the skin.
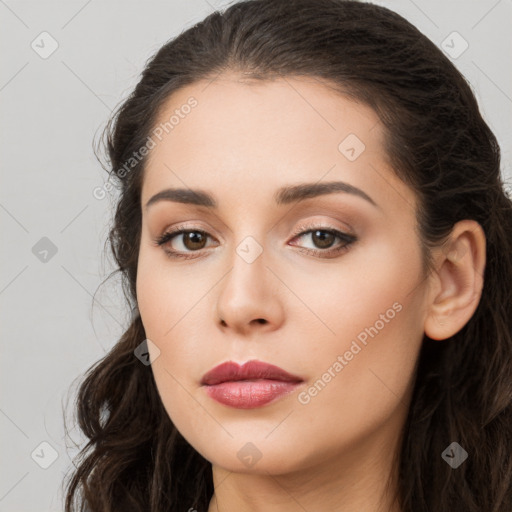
[136,72,486,512]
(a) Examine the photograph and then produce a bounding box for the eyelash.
[152,223,357,260]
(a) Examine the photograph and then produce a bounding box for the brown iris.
[310,230,335,249]
[182,231,208,250]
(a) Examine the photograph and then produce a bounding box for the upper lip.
[201,360,304,386]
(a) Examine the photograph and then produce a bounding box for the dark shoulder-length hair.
[63,1,512,510]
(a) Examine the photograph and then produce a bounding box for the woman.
[63,0,512,510]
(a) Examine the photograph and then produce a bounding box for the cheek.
[136,245,210,340]
[289,236,424,408]
[296,306,422,462]
[290,286,423,464]
[289,231,422,349]
[135,250,213,423]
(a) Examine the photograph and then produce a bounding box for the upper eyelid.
[292,220,354,237]
[149,201,360,234]
[163,221,353,238]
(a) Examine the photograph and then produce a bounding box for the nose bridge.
[224,209,269,277]
[214,224,284,331]
[224,231,269,302]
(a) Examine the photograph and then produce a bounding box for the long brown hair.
[63,1,512,510]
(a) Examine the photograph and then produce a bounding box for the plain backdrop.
[1,0,511,510]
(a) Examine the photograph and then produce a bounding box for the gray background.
[1,0,511,510]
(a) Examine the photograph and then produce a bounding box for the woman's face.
[137,73,429,476]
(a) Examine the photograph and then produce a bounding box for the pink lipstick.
[201,360,304,409]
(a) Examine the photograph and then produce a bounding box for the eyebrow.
[144,181,379,211]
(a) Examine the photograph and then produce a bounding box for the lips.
[201,360,304,386]
[201,360,305,409]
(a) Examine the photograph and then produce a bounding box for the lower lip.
[203,380,302,409]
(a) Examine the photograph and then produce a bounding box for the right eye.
[153,227,219,260]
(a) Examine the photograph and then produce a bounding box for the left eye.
[289,227,356,256]
[153,226,357,259]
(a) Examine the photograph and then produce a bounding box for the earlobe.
[424,220,486,341]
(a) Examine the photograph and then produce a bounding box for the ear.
[424,220,486,341]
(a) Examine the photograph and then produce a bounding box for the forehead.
[141,73,415,217]
[149,73,383,159]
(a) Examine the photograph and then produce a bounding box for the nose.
[215,239,285,336]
